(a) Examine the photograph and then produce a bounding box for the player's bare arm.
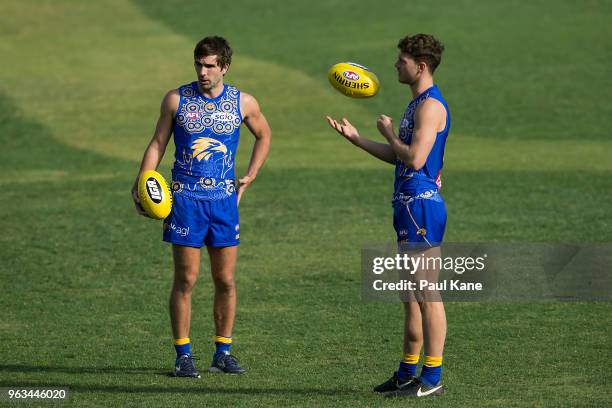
[131,89,179,216]
[377,98,445,170]
[325,116,396,164]
[237,92,271,204]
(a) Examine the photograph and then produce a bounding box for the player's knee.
[417,300,443,313]
[213,275,235,294]
[173,267,199,292]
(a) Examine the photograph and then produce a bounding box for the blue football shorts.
[163,192,239,248]
[393,190,447,248]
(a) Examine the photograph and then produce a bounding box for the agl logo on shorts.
[167,222,189,237]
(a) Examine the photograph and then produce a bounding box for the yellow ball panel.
[138,170,172,220]
[327,62,380,98]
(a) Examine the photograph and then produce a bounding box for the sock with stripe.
[174,337,191,358]
[420,355,443,386]
[397,353,419,380]
[214,335,232,355]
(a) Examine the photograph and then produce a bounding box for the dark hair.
[194,36,233,68]
[397,34,444,73]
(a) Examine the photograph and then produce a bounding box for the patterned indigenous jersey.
[393,84,450,200]
[171,82,242,201]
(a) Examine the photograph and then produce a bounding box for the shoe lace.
[395,373,417,387]
[179,355,198,371]
[222,354,240,369]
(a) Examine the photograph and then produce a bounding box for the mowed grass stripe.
[0,0,376,169]
[135,0,612,141]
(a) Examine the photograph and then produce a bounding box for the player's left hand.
[376,114,395,139]
[237,175,254,205]
[131,183,151,218]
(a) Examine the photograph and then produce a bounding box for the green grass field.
[1,0,611,406]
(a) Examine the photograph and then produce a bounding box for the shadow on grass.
[0,91,130,175]
[0,369,363,396]
[0,364,165,375]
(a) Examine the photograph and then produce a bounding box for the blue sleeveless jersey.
[171,82,242,200]
[393,84,450,200]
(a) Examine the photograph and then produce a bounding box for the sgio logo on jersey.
[211,112,236,122]
[146,178,163,203]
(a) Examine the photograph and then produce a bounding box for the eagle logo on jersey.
[192,137,228,161]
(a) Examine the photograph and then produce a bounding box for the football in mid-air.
[138,170,172,220]
[327,62,380,98]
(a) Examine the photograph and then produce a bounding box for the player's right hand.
[236,175,254,206]
[131,184,150,218]
[325,116,360,144]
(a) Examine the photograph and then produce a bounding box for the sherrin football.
[138,170,172,220]
[327,62,380,98]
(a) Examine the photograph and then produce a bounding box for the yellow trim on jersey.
[174,337,190,346]
[424,355,443,367]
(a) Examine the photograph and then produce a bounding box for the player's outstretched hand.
[131,184,150,217]
[325,116,360,144]
[237,175,254,206]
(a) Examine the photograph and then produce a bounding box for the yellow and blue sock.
[397,353,419,380]
[174,337,191,358]
[420,355,443,386]
[214,335,232,355]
